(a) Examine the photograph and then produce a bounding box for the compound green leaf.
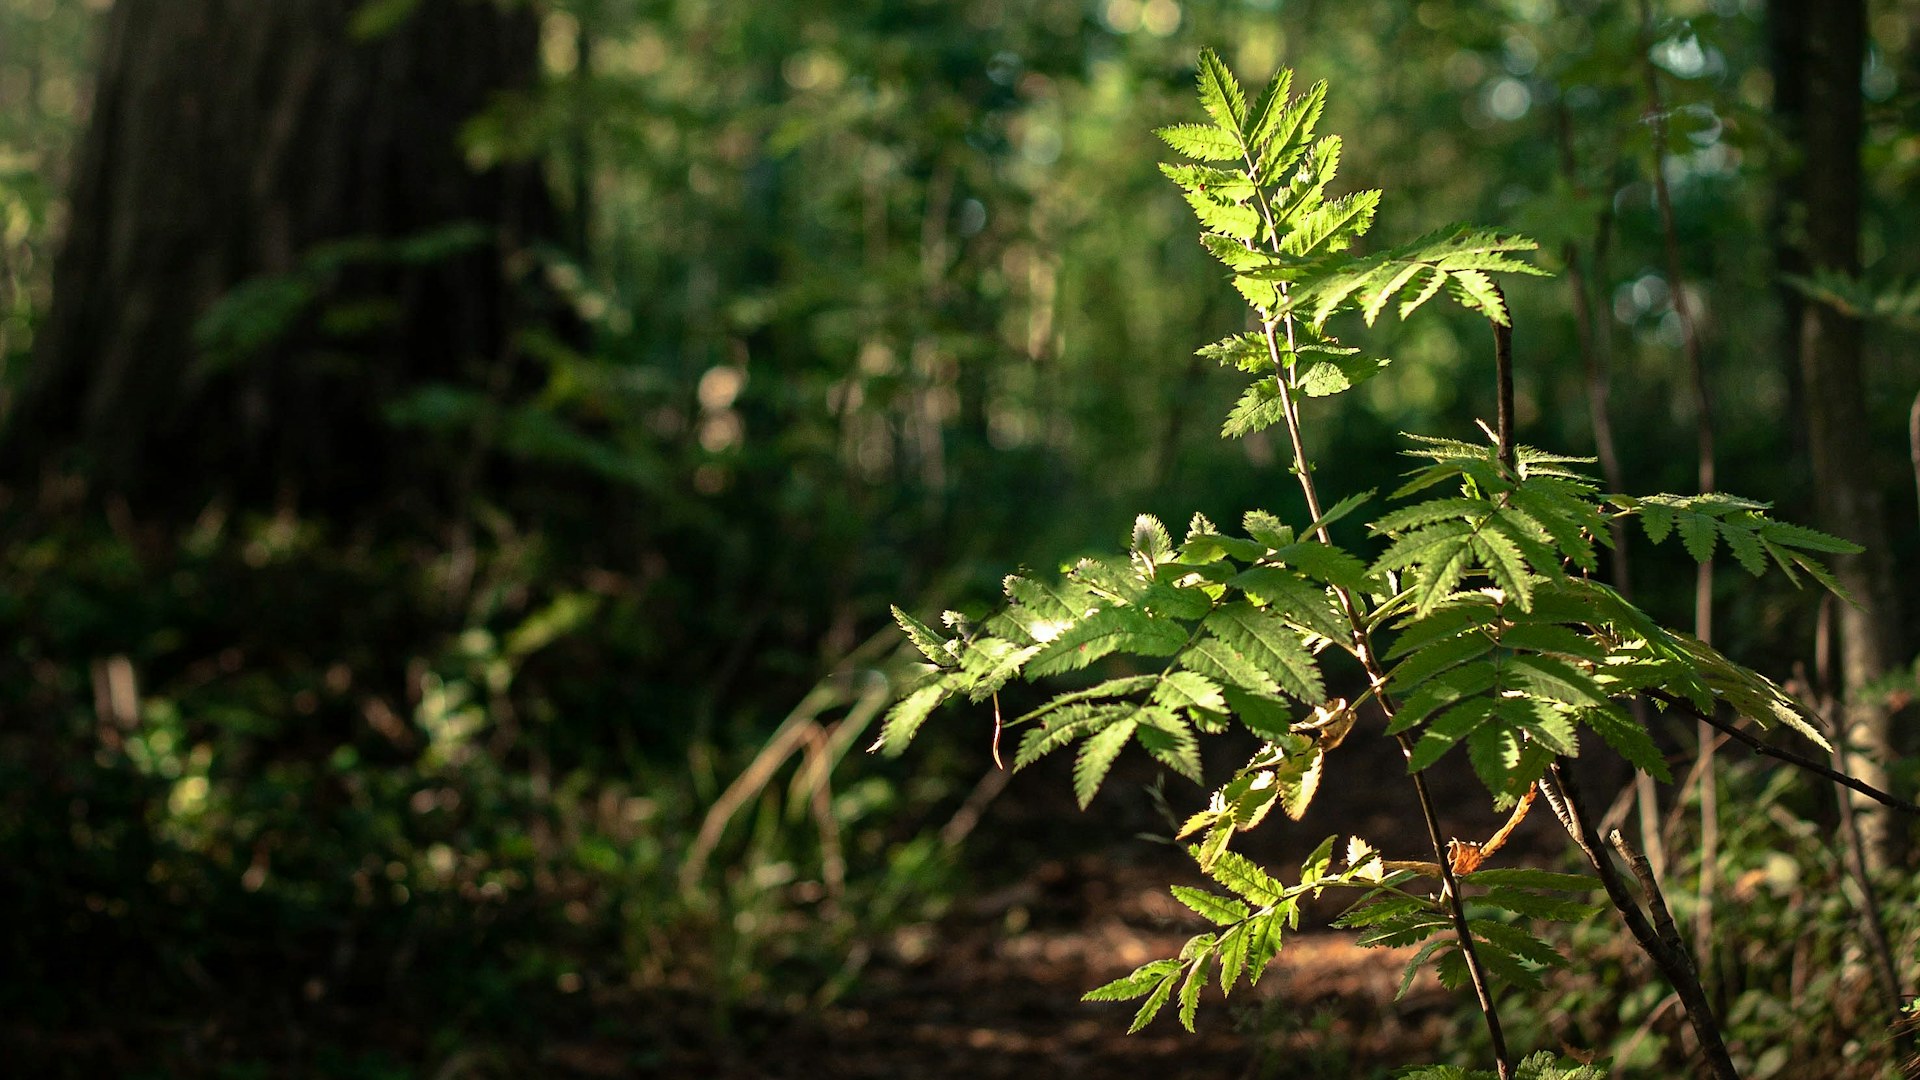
[1026,607,1188,677]
[1157,122,1241,162]
[1223,379,1288,437]
[1583,704,1669,780]
[1132,513,1175,564]
[1171,885,1251,925]
[1195,47,1248,135]
[1229,566,1346,640]
[1074,717,1140,808]
[1206,602,1325,703]
[1184,637,1282,698]
[1408,696,1498,771]
[1282,189,1380,257]
[1270,539,1375,593]
[1297,353,1391,397]
[891,605,955,667]
[1154,670,1227,715]
[1127,969,1179,1032]
[872,680,952,755]
[1013,703,1132,770]
[1462,867,1595,891]
[1201,846,1287,906]
[1085,958,1181,1003]
[1177,948,1213,1031]
[1217,922,1251,994]
[1252,79,1326,181]
[1136,708,1203,781]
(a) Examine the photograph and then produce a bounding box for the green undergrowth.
[0,508,967,1076]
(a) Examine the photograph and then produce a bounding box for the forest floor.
[689,857,1458,1080]
[647,736,1575,1080]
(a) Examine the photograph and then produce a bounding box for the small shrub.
[880,50,1903,1079]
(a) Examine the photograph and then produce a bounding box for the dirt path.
[658,740,1538,1080]
[727,856,1457,1080]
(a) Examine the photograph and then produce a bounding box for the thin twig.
[1542,765,1741,1080]
[1608,829,1686,959]
[1648,691,1920,815]
[1833,732,1904,1004]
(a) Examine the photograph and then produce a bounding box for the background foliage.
[1,0,1916,1076]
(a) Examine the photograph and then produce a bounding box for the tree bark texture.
[10,0,550,517]
[1772,0,1904,867]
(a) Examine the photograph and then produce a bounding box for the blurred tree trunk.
[7,0,550,518]
[1771,0,1904,867]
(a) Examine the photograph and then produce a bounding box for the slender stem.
[1491,287,1516,476]
[1245,149,1510,1080]
[1266,303,1514,1080]
[1404,734,1511,1073]
[1259,323,1331,533]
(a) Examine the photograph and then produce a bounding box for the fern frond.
[1408,696,1499,771]
[1229,566,1347,640]
[1172,884,1251,925]
[1182,189,1263,241]
[1015,675,1159,725]
[1384,627,1497,691]
[1197,331,1271,372]
[1136,707,1203,780]
[1159,162,1256,204]
[892,605,957,667]
[1267,538,1375,592]
[1201,232,1274,271]
[1182,636,1282,699]
[1271,135,1344,231]
[1297,353,1390,397]
[1243,509,1295,548]
[1282,226,1547,328]
[1200,846,1288,906]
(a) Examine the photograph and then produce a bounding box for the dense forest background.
[1,0,1916,1076]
